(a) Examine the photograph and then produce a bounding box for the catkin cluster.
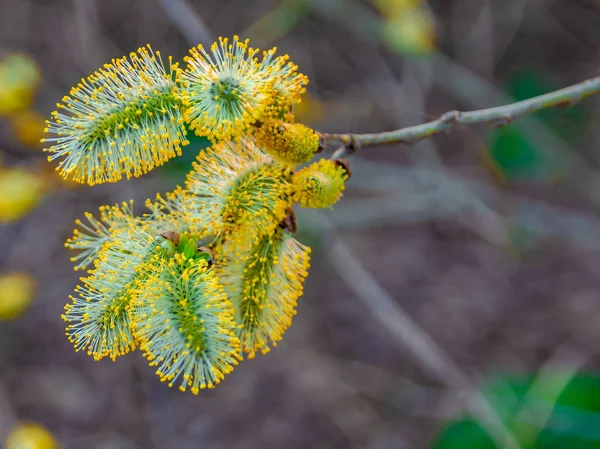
[49,37,349,393]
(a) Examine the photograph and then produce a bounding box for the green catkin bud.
[255,119,321,165]
[43,45,188,185]
[216,227,311,359]
[129,251,240,393]
[291,159,348,208]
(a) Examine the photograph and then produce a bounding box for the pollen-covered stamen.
[259,47,309,119]
[65,201,136,271]
[180,36,268,142]
[129,253,240,393]
[216,228,311,359]
[43,45,188,185]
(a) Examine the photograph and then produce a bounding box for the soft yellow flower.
[254,119,321,165]
[5,423,58,449]
[291,159,347,208]
[0,272,36,321]
[65,201,137,271]
[145,187,212,236]
[10,109,46,148]
[0,53,41,117]
[43,45,188,185]
[382,7,437,55]
[0,167,44,223]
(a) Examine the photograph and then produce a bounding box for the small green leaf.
[178,234,197,259]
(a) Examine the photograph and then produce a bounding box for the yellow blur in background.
[0,272,36,321]
[0,167,44,224]
[5,423,59,449]
[373,0,436,55]
[0,53,41,117]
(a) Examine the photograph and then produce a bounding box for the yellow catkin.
[130,252,240,393]
[254,119,320,165]
[65,201,136,271]
[291,159,347,208]
[259,48,309,119]
[43,45,188,185]
[62,220,165,361]
[184,137,291,242]
[216,228,311,359]
[180,36,267,142]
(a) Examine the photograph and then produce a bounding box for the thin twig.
[322,76,600,157]
[320,218,522,449]
[155,0,213,47]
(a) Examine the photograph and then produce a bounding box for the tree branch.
[321,76,600,158]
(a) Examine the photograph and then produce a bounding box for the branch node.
[495,115,512,128]
[346,135,361,155]
[440,110,461,124]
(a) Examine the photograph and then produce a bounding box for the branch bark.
[321,76,600,158]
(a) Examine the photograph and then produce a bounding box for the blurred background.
[2,0,600,447]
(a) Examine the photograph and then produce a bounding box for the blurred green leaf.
[484,71,590,182]
[431,419,497,449]
[431,373,600,449]
[158,124,211,182]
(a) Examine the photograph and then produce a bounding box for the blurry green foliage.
[485,71,590,182]
[158,123,211,182]
[431,373,600,449]
[246,0,309,44]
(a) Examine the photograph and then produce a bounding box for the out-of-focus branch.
[320,218,522,449]
[154,0,213,47]
[323,76,600,158]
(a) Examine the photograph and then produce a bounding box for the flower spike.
[43,45,188,185]
[184,137,291,241]
[62,219,174,361]
[216,228,311,358]
[130,251,240,393]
